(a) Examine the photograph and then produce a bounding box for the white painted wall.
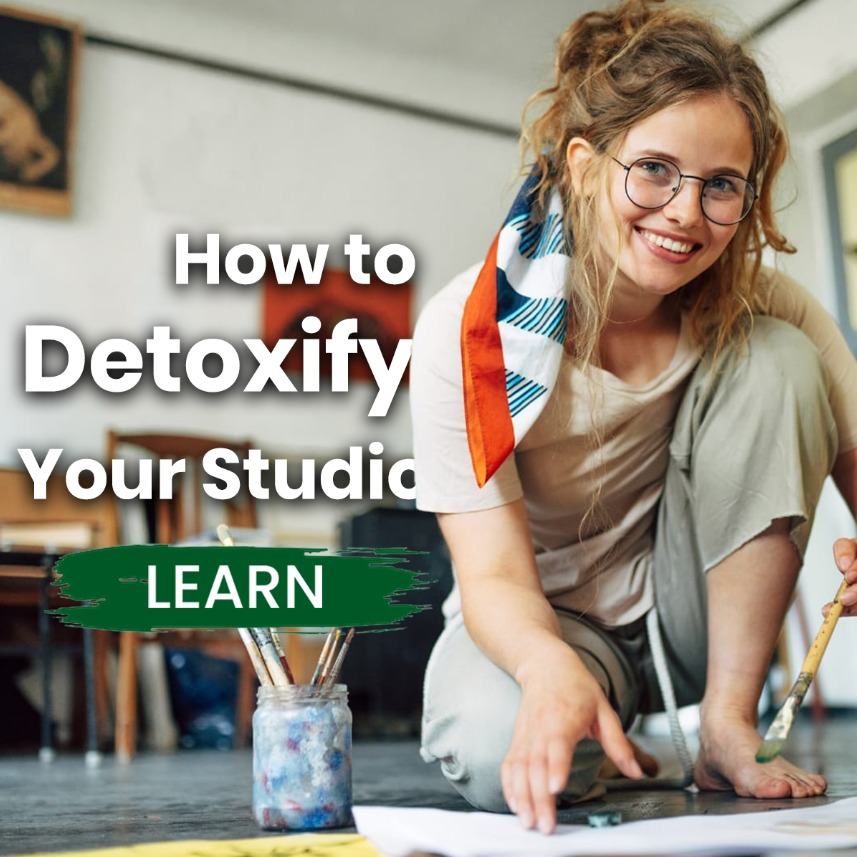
[1,25,521,540]
[20,0,561,132]
[750,0,857,114]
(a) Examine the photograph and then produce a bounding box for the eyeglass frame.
[610,156,758,225]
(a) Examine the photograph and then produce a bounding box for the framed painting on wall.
[0,5,82,217]
[823,127,857,354]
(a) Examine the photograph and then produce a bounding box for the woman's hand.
[501,645,643,835]
[826,538,857,617]
[830,449,857,617]
[438,501,643,834]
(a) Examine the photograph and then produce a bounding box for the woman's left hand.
[830,448,857,617]
[825,538,857,617]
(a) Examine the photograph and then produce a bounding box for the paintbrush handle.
[756,577,849,763]
[311,629,336,686]
[218,524,294,686]
[251,628,291,686]
[797,578,848,675]
[269,628,295,684]
[327,628,355,686]
[239,628,273,686]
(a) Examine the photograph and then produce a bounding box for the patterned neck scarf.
[461,171,571,486]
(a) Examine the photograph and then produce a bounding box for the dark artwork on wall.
[0,6,82,216]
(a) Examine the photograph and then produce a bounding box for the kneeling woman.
[411,0,857,836]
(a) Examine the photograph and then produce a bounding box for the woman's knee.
[687,316,837,487]
[420,621,518,811]
[743,316,829,406]
[422,712,603,811]
[444,725,511,812]
[421,692,513,812]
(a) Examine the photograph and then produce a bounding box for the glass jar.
[252,684,353,830]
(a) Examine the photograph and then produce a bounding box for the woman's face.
[597,93,754,301]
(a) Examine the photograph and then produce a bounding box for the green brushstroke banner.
[51,545,431,632]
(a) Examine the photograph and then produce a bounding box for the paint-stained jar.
[252,684,353,830]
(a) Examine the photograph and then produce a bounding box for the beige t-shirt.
[411,264,857,626]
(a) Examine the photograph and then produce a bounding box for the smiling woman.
[567,93,755,326]
[410,0,857,837]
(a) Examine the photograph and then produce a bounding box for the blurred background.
[0,0,855,757]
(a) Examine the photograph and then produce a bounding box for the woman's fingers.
[590,705,644,780]
[547,736,573,795]
[828,538,857,616]
[823,600,856,617]
[502,675,639,835]
[502,740,568,834]
[838,590,857,611]
[599,738,660,779]
[833,537,857,577]
[528,753,555,834]
[501,714,573,833]
[501,735,536,829]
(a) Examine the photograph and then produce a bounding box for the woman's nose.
[662,178,705,227]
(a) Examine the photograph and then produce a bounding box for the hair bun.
[557,0,667,80]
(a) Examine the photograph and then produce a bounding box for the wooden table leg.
[115,631,139,762]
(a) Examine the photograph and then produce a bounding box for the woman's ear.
[566,137,596,196]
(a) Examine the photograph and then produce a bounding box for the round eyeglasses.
[611,156,757,225]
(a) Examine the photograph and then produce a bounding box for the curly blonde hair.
[521,0,793,368]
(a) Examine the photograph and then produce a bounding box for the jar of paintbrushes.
[252,681,353,830]
[215,526,356,830]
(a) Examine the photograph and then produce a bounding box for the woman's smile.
[634,226,702,260]
[603,93,754,305]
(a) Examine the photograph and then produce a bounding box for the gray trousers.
[421,316,839,811]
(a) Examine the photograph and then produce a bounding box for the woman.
[410,0,857,836]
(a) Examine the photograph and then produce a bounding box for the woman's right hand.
[501,644,643,834]
[437,500,643,834]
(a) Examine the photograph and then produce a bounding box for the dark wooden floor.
[1,713,856,856]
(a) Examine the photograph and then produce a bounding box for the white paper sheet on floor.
[354,795,857,857]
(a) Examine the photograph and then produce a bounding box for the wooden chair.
[106,430,259,760]
[0,466,117,759]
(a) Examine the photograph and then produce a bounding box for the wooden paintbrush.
[310,629,337,686]
[316,628,343,686]
[756,578,848,763]
[327,628,355,685]
[269,627,295,684]
[216,524,292,686]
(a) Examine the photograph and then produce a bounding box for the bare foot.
[695,715,826,798]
